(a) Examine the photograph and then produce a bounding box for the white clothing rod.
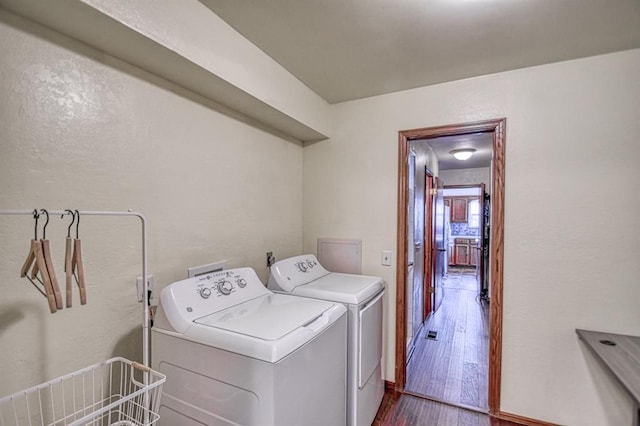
[0,209,150,368]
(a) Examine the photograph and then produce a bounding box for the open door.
[480,184,491,299]
[432,176,445,312]
[405,150,425,361]
[478,183,486,294]
[423,173,434,318]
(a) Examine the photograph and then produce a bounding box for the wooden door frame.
[395,118,506,414]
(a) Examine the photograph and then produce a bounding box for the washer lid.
[292,273,385,305]
[195,293,334,341]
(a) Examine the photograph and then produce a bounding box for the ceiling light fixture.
[450,148,476,161]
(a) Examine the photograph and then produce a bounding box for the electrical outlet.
[381,250,392,266]
[136,275,154,302]
[266,251,276,267]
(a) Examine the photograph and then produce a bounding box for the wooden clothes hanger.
[38,209,63,310]
[20,210,57,313]
[61,209,86,306]
[19,209,87,311]
[62,210,75,307]
[71,209,87,305]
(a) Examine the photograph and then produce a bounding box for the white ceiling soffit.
[200,0,640,104]
[0,0,331,143]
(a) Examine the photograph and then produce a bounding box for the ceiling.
[200,0,640,104]
[418,132,493,170]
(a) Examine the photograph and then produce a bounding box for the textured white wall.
[303,49,640,425]
[439,167,491,194]
[0,10,302,396]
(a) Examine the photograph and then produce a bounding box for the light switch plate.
[382,250,392,266]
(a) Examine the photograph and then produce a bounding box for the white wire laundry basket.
[0,357,165,426]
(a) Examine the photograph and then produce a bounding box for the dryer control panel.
[157,267,270,334]
[268,254,331,292]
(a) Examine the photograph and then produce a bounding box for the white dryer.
[152,267,347,426]
[268,254,385,426]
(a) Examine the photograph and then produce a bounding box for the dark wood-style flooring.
[405,267,490,410]
[373,389,490,426]
[373,268,520,424]
[373,389,522,426]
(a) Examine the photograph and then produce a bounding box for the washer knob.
[236,278,247,288]
[218,280,233,295]
[296,261,308,273]
[199,287,212,299]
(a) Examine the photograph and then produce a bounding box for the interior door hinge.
[429,286,435,293]
[429,188,437,195]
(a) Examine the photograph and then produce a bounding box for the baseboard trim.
[494,411,557,426]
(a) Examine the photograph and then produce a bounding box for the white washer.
[152,267,347,426]
[268,254,385,426]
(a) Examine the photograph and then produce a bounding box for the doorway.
[444,184,487,296]
[405,184,488,409]
[394,118,506,415]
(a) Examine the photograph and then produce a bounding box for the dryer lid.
[292,273,385,305]
[195,293,334,341]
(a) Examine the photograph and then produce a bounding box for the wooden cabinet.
[453,238,478,266]
[443,196,470,222]
[448,242,455,265]
[469,245,478,267]
[455,241,470,265]
[451,198,468,222]
[444,194,481,266]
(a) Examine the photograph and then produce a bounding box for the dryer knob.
[236,278,247,288]
[296,261,308,273]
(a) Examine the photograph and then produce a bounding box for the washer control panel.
[158,267,271,333]
[195,272,250,299]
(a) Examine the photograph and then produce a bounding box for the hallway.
[405,267,490,410]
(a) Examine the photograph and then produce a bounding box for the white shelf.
[0,0,331,143]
